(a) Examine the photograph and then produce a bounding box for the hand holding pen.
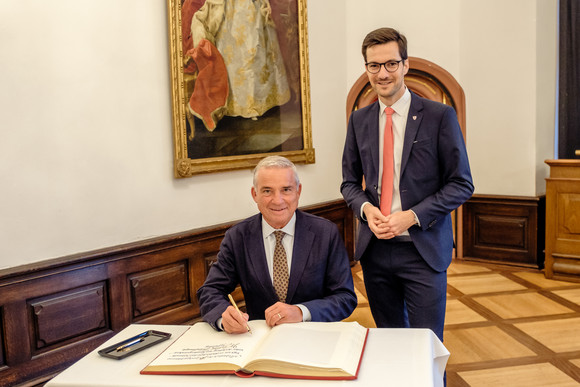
[223,294,252,334]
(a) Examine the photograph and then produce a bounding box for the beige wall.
[0,0,557,269]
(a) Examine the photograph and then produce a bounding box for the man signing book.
[197,156,357,334]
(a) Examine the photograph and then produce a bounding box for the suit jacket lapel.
[401,92,424,174]
[368,102,381,186]
[246,215,278,300]
[286,211,313,302]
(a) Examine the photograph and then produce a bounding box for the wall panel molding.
[0,200,354,386]
[462,194,545,268]
[29,282,109,353]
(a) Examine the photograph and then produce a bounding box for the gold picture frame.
[167,0,315,178]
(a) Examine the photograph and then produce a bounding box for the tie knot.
[274,230,285,243]
[385,107,395,116]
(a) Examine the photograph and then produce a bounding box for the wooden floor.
[345,259,580,386]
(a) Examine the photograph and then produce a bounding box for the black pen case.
[98,330,172,360]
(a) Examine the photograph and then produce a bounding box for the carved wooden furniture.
[545,159,580,281]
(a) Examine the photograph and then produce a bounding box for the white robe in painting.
[190,0,290,128]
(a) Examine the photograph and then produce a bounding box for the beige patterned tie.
[272,230,289,302]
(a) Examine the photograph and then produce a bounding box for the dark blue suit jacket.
[341,91,474,272]
[196,210,357,330]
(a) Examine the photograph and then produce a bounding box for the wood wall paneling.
[0,307,4,368]
[0,200,355,387]
[129,263,189,320]
[29,283,109,354]
[463,195,545,268]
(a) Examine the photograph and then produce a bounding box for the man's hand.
[265,302,303,327]
[364,205,391,239]
[364,205,416,239]
[221,306,249,334]
[384,210,417,236]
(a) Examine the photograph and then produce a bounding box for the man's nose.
[272,191,284,203]
[378,65,390,77]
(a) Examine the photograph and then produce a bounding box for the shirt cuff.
[296,304,311,322]
[410,209,421,226]
[360,202,371,221]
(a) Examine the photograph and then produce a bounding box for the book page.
[247,321,367,375]
[145,320,271,370]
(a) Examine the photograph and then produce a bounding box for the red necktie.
[380,107,395,215]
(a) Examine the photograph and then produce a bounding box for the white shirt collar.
[378,87,411,116]
[261,212,296,239]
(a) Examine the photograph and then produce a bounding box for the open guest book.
[141,320,369,380]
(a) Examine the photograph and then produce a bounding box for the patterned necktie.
[272,230,289,302]
[380,107,395,215]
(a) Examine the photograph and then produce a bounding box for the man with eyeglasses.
[341,27,474,342]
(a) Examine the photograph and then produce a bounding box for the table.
[46,324,449,387]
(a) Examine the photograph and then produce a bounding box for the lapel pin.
[413,116,417,120]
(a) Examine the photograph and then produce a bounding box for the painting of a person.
[182,0,290,132]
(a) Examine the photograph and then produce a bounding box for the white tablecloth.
[46,323,449,387]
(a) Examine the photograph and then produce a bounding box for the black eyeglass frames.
[365,60,403,74]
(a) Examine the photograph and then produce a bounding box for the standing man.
[341,27,474,341]
[198,156,357,334]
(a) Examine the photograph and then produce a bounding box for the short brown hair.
[361,27,408,62]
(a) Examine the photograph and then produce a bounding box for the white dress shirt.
[377,87,412,216]
[361,88,419,233]
[216,213,310,330]
[261,213,311,321]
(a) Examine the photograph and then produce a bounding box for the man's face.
[251,167,301,229]
[366,41,409,106]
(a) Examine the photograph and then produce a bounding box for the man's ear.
[251,187,258,202]
[403,58,410,76]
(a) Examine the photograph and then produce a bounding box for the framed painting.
[167,0,315,178]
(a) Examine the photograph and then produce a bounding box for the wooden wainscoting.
[0,200,354,387]
[462,194,546,269]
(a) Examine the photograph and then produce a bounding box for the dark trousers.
[360,238,447,341]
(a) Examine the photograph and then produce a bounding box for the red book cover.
[141,321,369,380]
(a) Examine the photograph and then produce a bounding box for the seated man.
[197,156,357,333]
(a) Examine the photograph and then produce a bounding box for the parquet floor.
[345,259,580,386]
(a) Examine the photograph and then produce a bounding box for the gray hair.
[252,156,300,188]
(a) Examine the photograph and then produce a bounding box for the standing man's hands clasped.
[363,205,417,239]
[265,302,303,327]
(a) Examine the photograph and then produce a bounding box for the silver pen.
[116,337,144,352]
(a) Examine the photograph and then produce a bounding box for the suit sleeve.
[410,106,474,229]
[196,230,240,330]
[341,112,376,222]
[300,225,357,322]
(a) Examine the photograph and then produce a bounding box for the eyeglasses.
[365,60,403,74]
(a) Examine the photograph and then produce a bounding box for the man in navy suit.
[198,156,357,334]
[341,27,474,341]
